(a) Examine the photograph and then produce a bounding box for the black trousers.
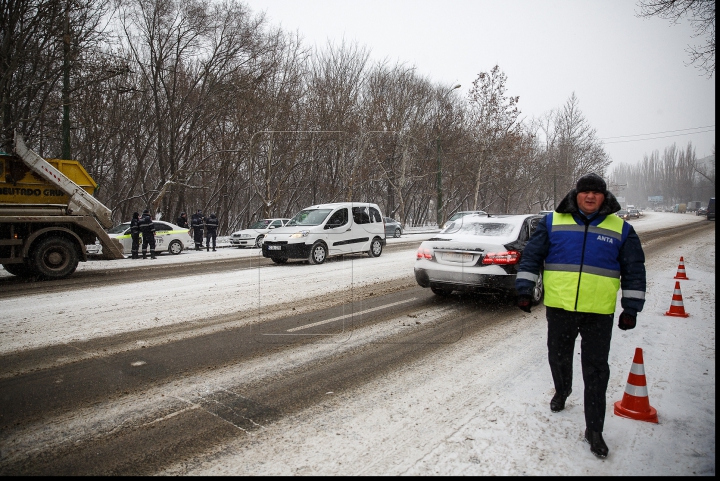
[205,232,216,249]
[141,233,156,255]
[131,233,140,255]
[193,229,204,247]
[546,306,613,432]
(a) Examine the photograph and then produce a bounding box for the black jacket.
[177,215,189,228]
[515,189,646,316]
[138,213,155,236]
[204,215,218,234]
[130,217,140,235]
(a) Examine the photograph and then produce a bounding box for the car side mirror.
[269,225,275,229]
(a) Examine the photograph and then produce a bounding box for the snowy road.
[0,212,714,475]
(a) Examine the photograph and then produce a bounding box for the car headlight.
[290,230,310,238]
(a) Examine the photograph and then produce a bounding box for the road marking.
[286,298,418,332]
[131,361,147,366]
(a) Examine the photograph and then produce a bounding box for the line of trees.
[2,0,712,235]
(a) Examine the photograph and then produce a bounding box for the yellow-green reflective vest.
[544,213,626,314]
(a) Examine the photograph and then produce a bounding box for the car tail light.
[416,247,433,260]
[482,250,520,265]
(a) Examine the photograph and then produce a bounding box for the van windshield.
[287,209,332,226]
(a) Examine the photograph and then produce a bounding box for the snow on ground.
[0,212,714,474]
[158,212,714,476]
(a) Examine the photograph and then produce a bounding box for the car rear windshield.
[249,220,272,229]
[287,209,333,226]
[445,222,515,236]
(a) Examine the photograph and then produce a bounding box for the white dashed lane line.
[285,298,419,333]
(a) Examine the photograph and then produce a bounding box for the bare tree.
[636,0,715,77]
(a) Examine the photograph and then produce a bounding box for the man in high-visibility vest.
[515,173,646,459]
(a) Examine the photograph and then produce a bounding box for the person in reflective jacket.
[130,212,141,259]
[204,213,219,251]
[138,209,156,259]
[514,173,646,459]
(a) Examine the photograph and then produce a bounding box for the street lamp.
[436,83,461,226]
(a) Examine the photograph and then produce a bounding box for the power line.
[604,128,715,144]
[601,125,715,140]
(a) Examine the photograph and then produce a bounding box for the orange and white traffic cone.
[673,256,689,280]
[665,281,690,317]
[614,347,659,423]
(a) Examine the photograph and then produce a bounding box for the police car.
[106,221,193,255]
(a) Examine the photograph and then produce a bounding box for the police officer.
[204,212,219,251]
[515,173,646,459]
[130,211,141,259]
[176,212,189,229]
[191,209,204,251]
[138,209,157,259]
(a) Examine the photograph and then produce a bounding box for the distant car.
[230,218,290,248]
[696,207,708,216]
[383,217,403,238]
[107,221,193,255]
[628,208,640,218]
[616,210,630,220]
[443,210,488,229]
[414,214,544,303]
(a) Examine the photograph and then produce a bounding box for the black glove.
[618,311,637,330]
[517,295,532,313]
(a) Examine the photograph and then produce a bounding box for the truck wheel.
[31,237,79,279]
[368,237,383,257]
[168,239,183,255]
[2,262,37,278]
[308,241,327,265]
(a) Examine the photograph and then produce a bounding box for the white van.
[261,202,386,264]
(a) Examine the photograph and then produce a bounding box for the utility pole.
[435,83,461,226]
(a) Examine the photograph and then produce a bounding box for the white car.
[229,218,290,248]
[106,221,193,255]
[261,202,386,264]
[415,214,544,301]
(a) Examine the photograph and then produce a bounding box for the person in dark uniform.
[515,173,646,459]
[204,212,219,251]
[191,209,204,251]
[176,212,189,229]
[130,211,141,259]
[138,209,157,259]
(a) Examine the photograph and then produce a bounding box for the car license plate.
[443,252,472,262]
[268,245,282,250]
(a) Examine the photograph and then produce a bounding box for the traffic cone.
[673,257,689,280]
[614,347,659,423]
[664,281,690,317]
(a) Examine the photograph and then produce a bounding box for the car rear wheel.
[308,241,327,265]
[255,235,265,248]
[431,286,453,296]
[368,237,383,257]
[531,272,544,305]
[394,228,401,238]
[168,239,183,255]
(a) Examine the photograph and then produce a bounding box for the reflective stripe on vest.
[544,213,625,314]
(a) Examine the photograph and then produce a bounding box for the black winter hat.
[132,211,139,218]
[576,173,607,194]
[143,209,149,214]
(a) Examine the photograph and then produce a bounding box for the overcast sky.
[251,0,716,170]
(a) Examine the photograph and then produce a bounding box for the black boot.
[550,389,571,412]
[585,429,609,458]
[131,251,139,259]
[206,246,209,252]
[150,251,156,259]
[142,252,147,259]
[212,248,216,251]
